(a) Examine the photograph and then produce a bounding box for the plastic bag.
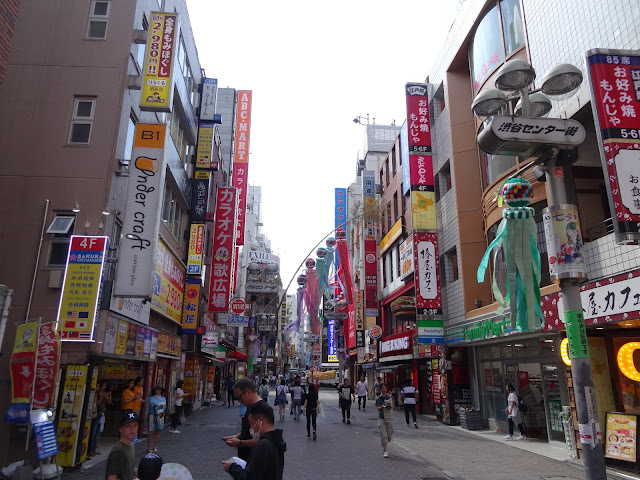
[317,401,325,418]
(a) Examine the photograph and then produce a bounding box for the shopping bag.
[317,401,325,418]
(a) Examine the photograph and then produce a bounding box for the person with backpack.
[275,379,288,422]
[260,378,270,403]
[505,383,527,440]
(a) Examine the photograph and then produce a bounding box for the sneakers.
[342,418,346,423]
[347,419,351,424]
[406,424,411,428]
[169,429,181,434]
[515,435,527,440]
[383,452,389,458]
[307,434,311,438]
[504,435,513,440]
[414,423,418,429]
[313,431,316,440]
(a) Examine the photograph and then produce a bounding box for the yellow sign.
[605,412,637,462]
[78,369,98,463]
[105,363,126,380]
[56,365,88,467]
[140,12,178,111]
[187,224,205,275]
[411,191,437,230]
[181,279,200,332]
[115,320,128,356]
[10,322,38,403]
[379,218,403,254]
[195,170,210,180]
[151,239,185,323]
[195,123,214,169]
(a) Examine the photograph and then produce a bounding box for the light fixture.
[515,92,552,117]
[596,327,604,330]
[72,201,81,213]
[617,342,640,381]
[471,88,508,117]
[102,208,110,216]
[560,338,571,366]
[540,63,583,97]
[495,59,536,91]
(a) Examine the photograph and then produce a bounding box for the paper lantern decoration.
[316,247,327,258]
[296,274,307,286]
[336,228,346,240]
[326,237,336,248]
[477,178,543,333]
[305,258,316,269]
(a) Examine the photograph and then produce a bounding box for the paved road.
[69,390,587,480]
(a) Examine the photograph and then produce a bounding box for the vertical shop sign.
[77,369,98,464]
[362,171,378,316]
[232,91,252,245]
[232,162,249,245]
[9,322,38,404]
[335,188,347,230]
[542,205,587,279]
[587,50,640,244]
[115,123,168,297]
[401,121,411,195]
[399,235,415,280]
[56,365,88,467]
[187,224,205,274]
[57,236,108,340]
[151,239,186,323]
[126,324,137,357]
[115,320,128,356]
[190,170,210,223]
[33,323,60,408]
[414,233,442,315]
[200,78,221,123]
[183,358,196,399]
[195,123,214,169]
[327,319,337,363]
[182,278,200,333]
[140,12,178,112]
[209,188,238,311]
[355,290,365,348]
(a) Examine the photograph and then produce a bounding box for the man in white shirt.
[400,379,419,429]
[170,379,184,433]
[355,376,368,411]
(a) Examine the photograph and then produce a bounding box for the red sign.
[413,232,442,314]
[587,51,640,242]
[209,188,238,312]
[364,239,378,315]
[432,373,441,404]
[232,162,249,246]
[379,331,413,357]
[33,323,60,408]
[405,84,432,153]
[232,91,252,245]
[345,302,356,350]
[229,298,247,315]
[409,154,435,187]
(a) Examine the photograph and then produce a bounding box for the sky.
[186,1,461,293]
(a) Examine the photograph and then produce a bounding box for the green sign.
[565,310,589,358]
[462,317,511,342]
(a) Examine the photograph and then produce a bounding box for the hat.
[120,411,139,427]
[138,453,163,480]
[153,385,165,394]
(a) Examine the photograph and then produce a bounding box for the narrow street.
[68,391,586,480]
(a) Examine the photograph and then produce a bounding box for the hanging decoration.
[286,274,307,333]
[316,248,329,295]
[334,228,353,304]
[305,258,321,334]
[477,178,543,333]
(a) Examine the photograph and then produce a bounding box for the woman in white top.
[170,379,184,433]
[504,383,526,440]
[276,379,289,421]
[291,380,304,421]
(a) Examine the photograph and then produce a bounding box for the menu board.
[432,374,441,404]
[605,412,637,462]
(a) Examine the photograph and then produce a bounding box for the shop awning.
[227,351,248,361]
[376,362,405,373]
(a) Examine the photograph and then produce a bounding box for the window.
[436,162,452,202]
[162,187,184,240]
[393,192,399,221]
[402,191,407,214]
[385,158,390,186]
[86,1,110,39]
[444,247,459,283]
[392,148,397,176]
[470,5,504,91]
[386,203,392,231]
[168,98,191,165]
[136,15,148,71]
[124,113,136,160]
[47,216,75,266]
[396,244,402,278]
[68,97,96,144]
[501,0,525,57]
[381,258,387,288]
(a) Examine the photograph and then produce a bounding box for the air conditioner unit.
[107,246,119,262]
[128,75,142,90]
[48,270,63,288]
[116,160,130,177]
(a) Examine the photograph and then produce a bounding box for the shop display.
[605,412,637,462]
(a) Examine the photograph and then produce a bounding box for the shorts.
[149,413,165,432]
[378,418,393,446]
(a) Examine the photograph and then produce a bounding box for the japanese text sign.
[181,278,200,333]
[364,239,378,316]
[200,78,219,122]
[232,162,249,245]
[56,365,88,467]
[405,83,432,154]
[209,187,238,311]
[233,91,252,164]
[33,323,60,408]
[414,233,442,314]
[401,121,411,195]
[10,322,38,403]
[151,238,185,324]
[335,188,346,230]
[191,170,210,223]
[542,205,587,279]
[57,236,108,340]
[587,50,640,243]
[327,319,337,363]
[399,235,415,280]
[195,123,215,169]
[355,290,365,348]
[187,224,205,274]
[140,12,178,112]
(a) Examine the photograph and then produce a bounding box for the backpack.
[517,395,528,413]
[277,387,287,404]
[261,385,269,398]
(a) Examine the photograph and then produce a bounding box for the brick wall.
[0,0,20,90]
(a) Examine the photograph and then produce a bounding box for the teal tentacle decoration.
[476,178,544,333]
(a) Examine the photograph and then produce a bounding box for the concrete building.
[0,0,21,90]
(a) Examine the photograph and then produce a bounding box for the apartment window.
[444,247,459,283]
[68,97,96,144]
[385,158,390,186]
[382,258,387,288]
[402,191,408,214]
[86,1,110,39]
[396,244,402,278]
[392,148,397,176]
[135,15,148,71]
[380,170,384,190]
[389,252,394,282]
[393,192,399,221]
[435,161,452,202]
[386,203,392,231]
[162,187,184,240]
[46,215,75,266]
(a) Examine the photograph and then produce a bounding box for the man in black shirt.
[223,378,267,460]
[337,378,355,424]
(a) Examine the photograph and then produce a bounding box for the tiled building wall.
[0,0,20,90]
[584,234,640,281]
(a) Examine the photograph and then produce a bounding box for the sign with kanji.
[33,323,60,408]
[414,232,442,315]
[335,188,347,230]
[10,322,38,404]
[208,187,238,311]
[187,224,205,275]
[195,122,215,169]
[542,205,587,279]
[232,162,248,245]
[151,238,185,324]
[200,78,220,123]
[191,170,210,223]
[587,49,640,244]
[140,13,178,112]
[181,278,200,333]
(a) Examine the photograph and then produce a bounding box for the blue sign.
[401,121,410,196]
[327,319,337,362]
[334,188,347,231]
[33,421,58,460]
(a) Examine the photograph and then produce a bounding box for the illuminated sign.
[140,12,178,111]
[327,319,337,363]
[151,239,185,323]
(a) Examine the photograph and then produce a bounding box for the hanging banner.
[414,232,442,315]
[327,319,338,363]
[182,278,200,333]
[362,170,378,316]
[355,290,365,348]
[542,205,587,280]
[10,322,38,404]
[151,239,185,323]
[209,187,238,311]
[399,235,415,280]
[140,12,178,112]
[56,365,88,467]
[57,236,109,340]
[114,123,168,297]
[200,77,221,123]
[190,170,211,223]
[587,49,640,244]
[33,323,60,408]
[335,188,347,230]
[195,122,215,169]
[232,162,249,245]
[187,224,205,274]
[233,90,252,164]
[401,121,411,195]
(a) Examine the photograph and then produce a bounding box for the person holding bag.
[274,379,288,422]
[302,379,319,440]
[376,383,395,457]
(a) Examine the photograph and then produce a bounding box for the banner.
[151,239,185,323]
[10,322,38,403]
[414,232,442,315]
[182,278,200,333]
[335,188,347,230]
[191,170,211,223]
[355,290,365,348]
[57,236,108,340]
[327,319,337,363]
[115,123,167,297]
[187,224,205,274]
[33,323,60,408]
[233,90,252,164]
[140,12,178,112]
[232,162,249,245]
[400,121,411,195]
[587,50,640,244]
[209,187,238,311]
[362,170,378,316]
[56,365,88,467]
[399,235,415,280]
[195,123,215,169]
[200,77,220,123]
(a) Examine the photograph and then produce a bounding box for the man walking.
[223,378,267,461]
[337,378,355,424]
[356,376,368,411]
[400,378,419,429]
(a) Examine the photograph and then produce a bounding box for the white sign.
[380,336,409,354]
[217,313,229,325]
[399,235,415,280]
[114,124,167,297]
[109,295,151,325]
[416,240,437,300]
[200,78,218,122]
[491,116,586,145]
[201,332,219,349]
[615,149,640,215]
[248,250,280,266]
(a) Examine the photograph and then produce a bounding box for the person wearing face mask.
[223,378,267,461]
[222,401,286,480]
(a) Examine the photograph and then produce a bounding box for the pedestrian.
[356,375,368,411]
[121,379,136,412]
[223,378,268,461]
[337,378,355,424]
[275,379,288,422]
[289,376,297,416]
[137,452,163,480]
[260,378,270,403]
[376,383,394,458]
[132,377,145,417]
[105,411,138,480]
[89,379,111,458]
[169,379,184,433]
[147,385,166,453]
[226,378,236,407]
[222,401,286,480]
[504,383,527,440]
[400,378,419,429]
[290,379,303,421]
[373,377,382,397]
[302,379,319,440]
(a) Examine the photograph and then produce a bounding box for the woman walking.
[376,383,394,457]
[505,383,527,440]
[303,379,319,440]
[147,385,167,452]
[291,379,303,421]
[259,378,270,403]
[275,379,288,421]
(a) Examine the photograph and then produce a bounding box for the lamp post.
[472,59,606,480]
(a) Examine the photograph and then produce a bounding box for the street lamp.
[472,59,607,480]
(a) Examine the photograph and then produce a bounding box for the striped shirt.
[401,384,418,405]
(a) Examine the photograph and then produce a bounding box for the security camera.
[532,165,546,183]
